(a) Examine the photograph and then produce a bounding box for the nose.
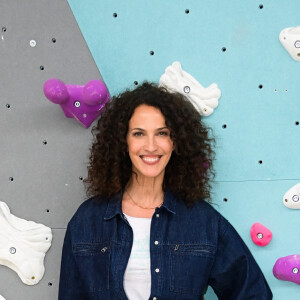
[145,135,158,152]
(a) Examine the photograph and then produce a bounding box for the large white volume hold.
[0,296,6,300]
[283,183,300,209]
[159,61,221,116]
[0,201,52,285]
[279,26,300,61]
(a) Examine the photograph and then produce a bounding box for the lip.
[140,155,162,165]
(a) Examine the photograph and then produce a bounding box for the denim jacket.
[58,189,272,300]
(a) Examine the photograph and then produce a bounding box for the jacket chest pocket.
[73,242,110,292]
[169,244,214,295]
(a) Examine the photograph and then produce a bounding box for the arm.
[58,224,84,300]
[208,216,273,300]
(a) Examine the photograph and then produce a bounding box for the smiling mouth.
[140,155,162,164]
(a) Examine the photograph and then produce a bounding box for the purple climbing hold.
[43,79,69,104]
[43,78,110,128]
[273,254,300,285]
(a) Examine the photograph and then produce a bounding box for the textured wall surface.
[67,0,300,299]
[0,0,104,298]
[1,0,300,299]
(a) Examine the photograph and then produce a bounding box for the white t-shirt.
[123,214,152,300]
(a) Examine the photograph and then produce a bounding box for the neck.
[125,173,164,206]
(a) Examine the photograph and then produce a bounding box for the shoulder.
[165,189,224,225]
[68,196,108,226]
[176,197,224,223]
[182,200,245,244]
[164,193,231,246]
[175,197,234,239]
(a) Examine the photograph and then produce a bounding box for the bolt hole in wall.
[258,160,263,164]
[52,38,56,43]
[9,177,14,182]
[259,4,264,9]
[258,84,263,89]
[223,198,228,203]
[222,124,227,129]
[6,104,10,108]
[113,12,117,18]
[40,65,44,71]
[295,121,299,126]
[222,47,227,52]
[149,50,154,55]
[48,282,52,287]
[185,9,190,14]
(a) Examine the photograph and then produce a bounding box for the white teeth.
[141,156,160,162]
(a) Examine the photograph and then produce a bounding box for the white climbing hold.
[283,183,300,209]
[279,26,300,61]
[159,61,221,116]
[0,201,52,285]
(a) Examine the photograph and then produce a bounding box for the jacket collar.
[104,188,176,221]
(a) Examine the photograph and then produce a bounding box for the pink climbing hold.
[250,223,272,246]
[43,78,110,128]
[273,255,300,285]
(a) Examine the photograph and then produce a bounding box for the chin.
[135,167,165,180]
[140,172,162,179]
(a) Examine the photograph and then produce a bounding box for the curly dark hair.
[85,81,215,207]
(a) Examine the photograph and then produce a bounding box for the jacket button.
[153,298,157,300]
[156,214,159,218]
[154,241,159,245]
[155,268,160,273]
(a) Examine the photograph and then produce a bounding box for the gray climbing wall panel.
[0,0,105,298]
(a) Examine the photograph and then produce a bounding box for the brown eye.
[133,132,143,136]
[158,131,169,136]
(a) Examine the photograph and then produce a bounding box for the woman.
[58,82,272,299]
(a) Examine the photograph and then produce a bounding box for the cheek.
[161,141,174,155]
[167,139,174,150]
[127,138,140,154]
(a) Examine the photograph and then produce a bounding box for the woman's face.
[127,105,174,180]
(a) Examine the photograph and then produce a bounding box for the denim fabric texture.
[58,189,273,300]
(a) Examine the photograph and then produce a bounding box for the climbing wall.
[0,0,105,298]
[67,1,300,299]
[1,0,300,299]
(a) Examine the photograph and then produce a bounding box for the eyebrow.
[130,127,169,132]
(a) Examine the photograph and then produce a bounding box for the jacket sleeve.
[58,224,85,300]
[208,216,273,300]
